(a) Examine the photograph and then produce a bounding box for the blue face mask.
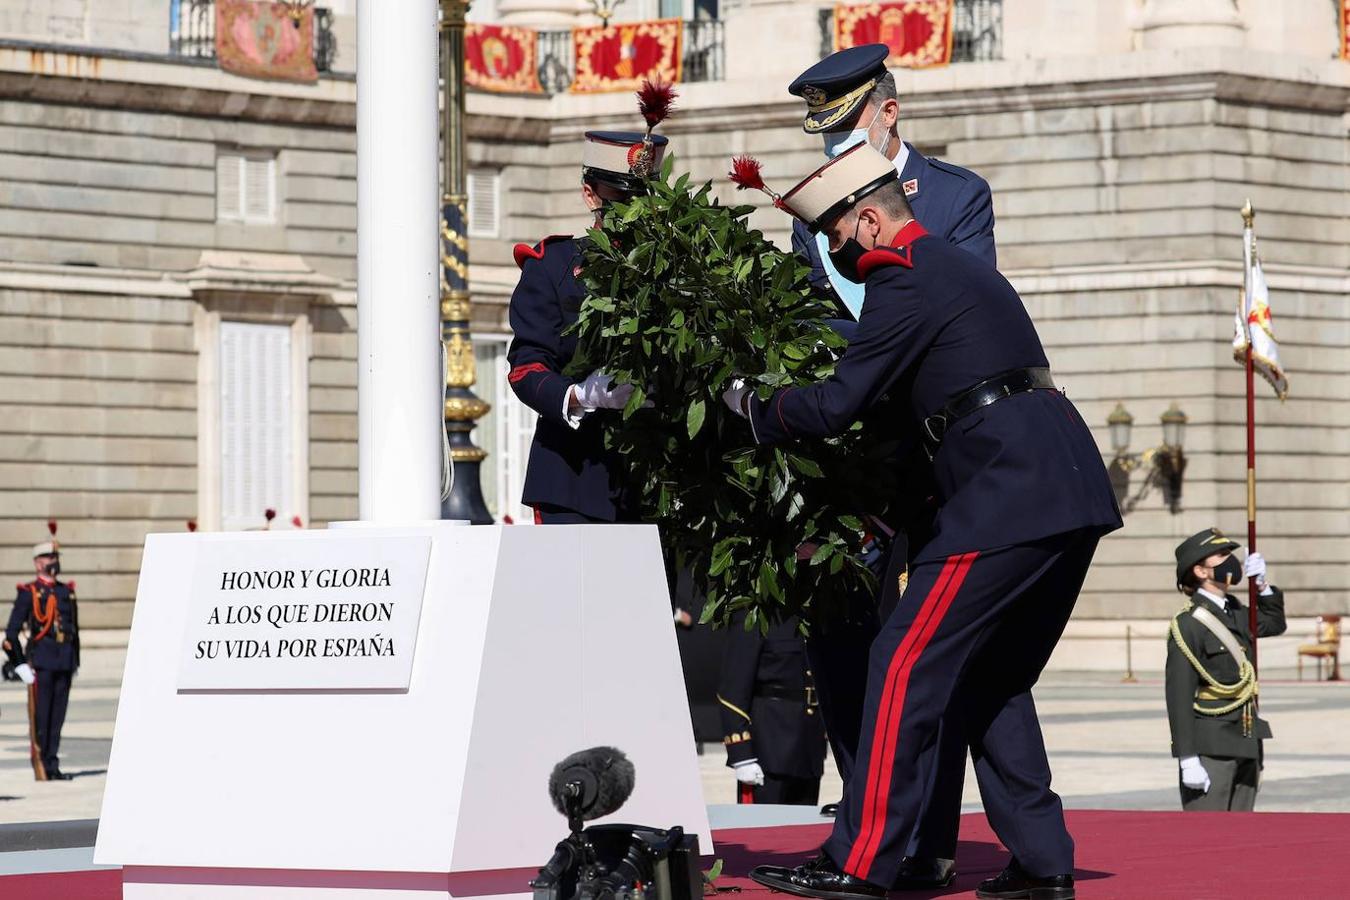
[816,232,866,319]
[822,106,888,159]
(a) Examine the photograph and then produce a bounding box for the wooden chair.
[1297,615,1342,681]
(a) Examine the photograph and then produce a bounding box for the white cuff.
[562,386,588,430]
[732,758,759,768]
[1180,756,1201,768]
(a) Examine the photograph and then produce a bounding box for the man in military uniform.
[718,612,828,805]
[506,89,672,524]
[4,523,80,781]
[1167,528,1286,811]
[789,43,995,322]
[724,143,1121,900]
[782,44,997,888]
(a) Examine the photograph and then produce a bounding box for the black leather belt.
[922,367,1056,453]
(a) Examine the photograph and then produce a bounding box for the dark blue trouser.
[30,667,72,777]
[822,529,1099,885]
[533,504,608,524]
[806,538,968,867]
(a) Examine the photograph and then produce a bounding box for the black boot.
[976,862,1074,900]
[751,852,887,900]
[893,856,956,890]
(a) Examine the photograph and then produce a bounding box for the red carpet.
[3,810,1346,898]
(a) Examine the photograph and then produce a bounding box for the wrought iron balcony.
[169,0,338,73]
[817,0,1003,64]
[537,19,724,95]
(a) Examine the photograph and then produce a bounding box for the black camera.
[532,747,702,900]
[532,823,701,900]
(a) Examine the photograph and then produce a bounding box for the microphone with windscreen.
[548,746,636,834]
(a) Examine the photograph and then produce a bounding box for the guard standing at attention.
[4,521,80,781]
[506,81,674,524]
[781,44,996,889]
[724,144,1121,900]
[1167,528,1286,811]
[718,612,828,806]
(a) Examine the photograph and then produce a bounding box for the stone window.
[218,321,300,530]
[217,150,278,224]
[467,169,500,238]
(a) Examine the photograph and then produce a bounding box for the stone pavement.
[1,644,1347,829]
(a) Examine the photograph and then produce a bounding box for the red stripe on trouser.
[739,783,755,805]
[844,551,979,879]
[533,506,543,525]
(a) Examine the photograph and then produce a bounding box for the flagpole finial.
[1241,199,1254,228]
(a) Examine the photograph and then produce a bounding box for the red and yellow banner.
[215,0,318,83]
[571,18,682,94]
[467,23,543,94]
[834,1,953,70]
[1341,0,1350,61]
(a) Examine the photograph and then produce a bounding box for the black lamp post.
[1106,401,1188,514]
[439,0,493,524]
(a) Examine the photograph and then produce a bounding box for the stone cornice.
[0,43,355,127]
[10,258,1342,305]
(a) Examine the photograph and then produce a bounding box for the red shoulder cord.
[30,584,57,642]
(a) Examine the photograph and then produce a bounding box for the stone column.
[1137,0,1245,49]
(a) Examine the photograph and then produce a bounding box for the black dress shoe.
[893,856,955,890]
[751,853,887,900]
[46,769,74,781]
[820,802,839,817]
[976,863,1074,900]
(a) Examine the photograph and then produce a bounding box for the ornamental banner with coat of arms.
[215,0,318,83]
[571,19,682,94]
[466,23,543,94]
[1341,0,1350,61]
[833,0,954,70]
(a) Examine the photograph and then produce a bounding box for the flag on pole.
[1232,221,1288,399]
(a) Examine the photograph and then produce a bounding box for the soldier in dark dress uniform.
[718,613,828,805]
[507,88,672,524]
[782,45,998,889]
[1167,528,1287,811]
[724,143,1121,900]
[4,524,80,781]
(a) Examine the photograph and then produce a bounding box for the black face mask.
[828,238,868,284]
[1211,555,1242,591]
[827,217,871,284]
[44,560,60,577]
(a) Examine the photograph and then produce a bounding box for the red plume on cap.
[729,155,784,207]
[47,519,57,537]
[729,156,767,192]
[637,79,677,130]
[264,508,276,521]
[187,519,198,532]
[291,515,304,529]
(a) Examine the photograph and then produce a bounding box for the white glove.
[722,379,751,419]
[1180,756,1210,793]
[1243,552,1268,589]
[733,759,765,786]
[14,663,35,685]
[572,371,635,412]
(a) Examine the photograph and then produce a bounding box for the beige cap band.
[780,143,898,232]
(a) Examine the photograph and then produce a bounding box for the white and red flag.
[1232,220,1288,399]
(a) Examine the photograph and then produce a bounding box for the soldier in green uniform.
[1167,528,1286,811]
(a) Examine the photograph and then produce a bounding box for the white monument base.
[95,524,710,899]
